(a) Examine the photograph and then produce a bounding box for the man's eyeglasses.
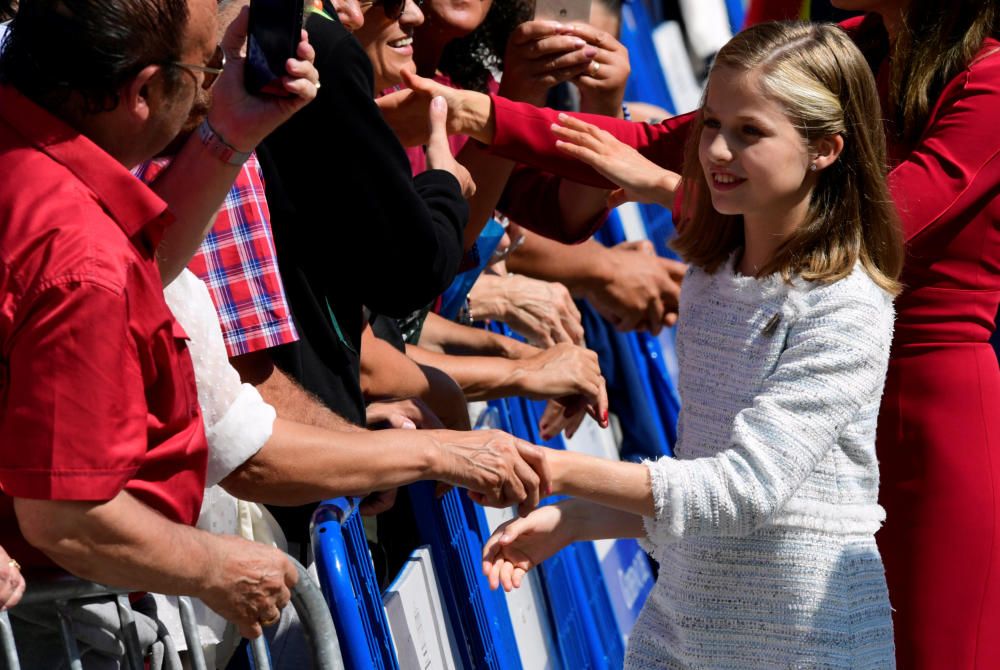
[359,0,407,21]
[170,44,226,90]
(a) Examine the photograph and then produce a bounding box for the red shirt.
[0,84,208,569]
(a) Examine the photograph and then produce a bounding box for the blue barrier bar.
[311,498,399,670]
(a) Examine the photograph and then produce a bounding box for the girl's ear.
[811,134,845,171]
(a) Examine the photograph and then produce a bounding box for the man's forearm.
[221,420,440,506]
[505,232,611,296]
[232,350,364,433]
[405,344,526,400]
[419,312,535,358]
[456,141,516,250]
[152,132,244,286]
[15,493,221,596]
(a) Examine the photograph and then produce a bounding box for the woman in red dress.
[379,1,1000,665]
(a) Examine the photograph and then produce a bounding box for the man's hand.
[425,96,476,198]
[583,240,687,332]
[512,343,609,427]
[0,545,25,611]
[207,8,320,151]
[199,535,298,639]
[499,21,597,106]
[470,274,585,347]
[428,429,551,517]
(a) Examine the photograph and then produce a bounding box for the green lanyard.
[307,0,337,22]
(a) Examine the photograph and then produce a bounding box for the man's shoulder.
[0,143,136,294]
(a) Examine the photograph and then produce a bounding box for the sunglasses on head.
[170,43,226,90]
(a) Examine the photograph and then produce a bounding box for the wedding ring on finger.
[588,60,601,76]
[7,559,19,571]
[259,611,281,627]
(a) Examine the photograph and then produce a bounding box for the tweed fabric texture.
[629,258,896,668]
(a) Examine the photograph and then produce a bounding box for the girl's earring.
[809,163,818,172]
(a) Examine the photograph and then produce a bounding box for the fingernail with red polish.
[541,433,551,441]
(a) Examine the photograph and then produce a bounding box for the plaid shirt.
[135,153,298,357]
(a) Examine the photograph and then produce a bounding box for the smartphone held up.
[533,0,591,24]
[245,0,305,96]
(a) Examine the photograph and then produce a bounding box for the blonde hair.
[671,21,904,295]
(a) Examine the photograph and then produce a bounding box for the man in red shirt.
[0,0,318,650]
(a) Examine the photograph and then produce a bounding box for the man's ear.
[812,133,845,171]
[121,64,163,123]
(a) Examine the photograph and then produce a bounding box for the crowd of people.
[0,0,997,668]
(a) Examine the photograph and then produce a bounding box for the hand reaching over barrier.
[425,96,476,198]
[429,429,551,517]
[469,274,585,347]
[551,113,681,209]
[582,240,687,332]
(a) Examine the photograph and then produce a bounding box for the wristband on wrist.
[198,118,252,166]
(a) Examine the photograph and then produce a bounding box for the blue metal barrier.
[311,498,399,670]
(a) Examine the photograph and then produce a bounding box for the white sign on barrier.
[383,546,463,670]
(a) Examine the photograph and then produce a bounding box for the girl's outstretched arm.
[546,450,656,517]
[482,498,645,592]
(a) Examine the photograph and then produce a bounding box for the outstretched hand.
[378,69,462,146]
[426,96,476,198]
[482,504,574,591]
[432,429,552,517]
[208,7,320,151]
[552,113,680,209]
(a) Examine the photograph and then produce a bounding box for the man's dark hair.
[0,0,190,113]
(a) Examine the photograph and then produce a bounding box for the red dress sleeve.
[887,41,1000,243]
[488,93,697,189]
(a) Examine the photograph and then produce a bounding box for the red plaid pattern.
[135,153,298,356]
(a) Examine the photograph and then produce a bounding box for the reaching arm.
[154,12,318,284]
[418,311,537,358]
[231,350,364,432]
[14,492,296,639]
[480,497,645,592]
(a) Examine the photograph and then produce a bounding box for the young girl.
[478,22,904,668]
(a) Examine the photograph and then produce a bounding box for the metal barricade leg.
[0,611,21,670]
[55,602,84,670]
[287,558,343,670]
[115,594,145,670]
[177,596,209,670]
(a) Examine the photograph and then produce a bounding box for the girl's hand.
[482,503,577,591]
[552,113,681,209]
[499,21,597,107]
